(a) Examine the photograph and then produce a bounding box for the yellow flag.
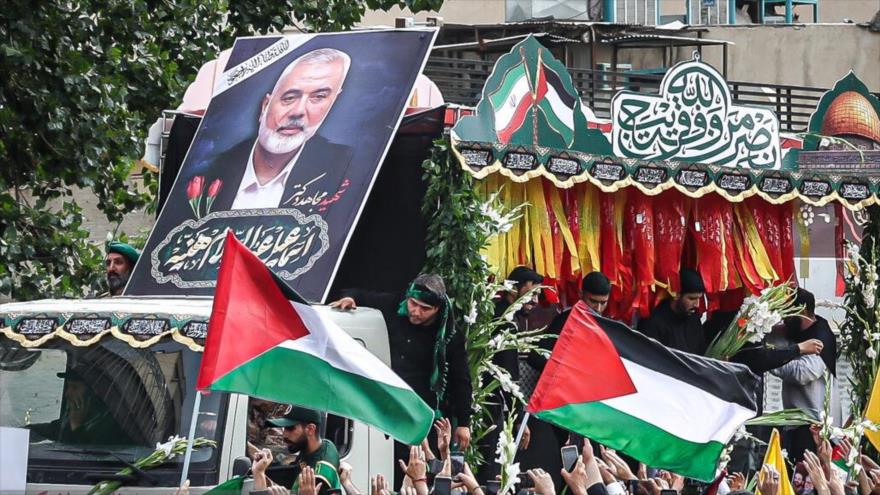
[757,429,794,495]
[864,370,880,451]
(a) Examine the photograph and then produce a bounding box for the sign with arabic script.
[612,54,782,170]
[126,30,437,301]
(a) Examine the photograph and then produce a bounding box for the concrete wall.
[615,24,880,89]
[359,0,505,26]
[67,177,154,245]
[361,0,878,25]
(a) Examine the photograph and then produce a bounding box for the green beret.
[266,406,323,428]
[107,242,140,266]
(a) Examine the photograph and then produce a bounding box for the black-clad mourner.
[330,274,472,486]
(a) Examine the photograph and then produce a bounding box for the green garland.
[421,137,554,467]
[839,205,880,416]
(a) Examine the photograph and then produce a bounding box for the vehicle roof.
[1,297,391,364]
[0,296,216,318]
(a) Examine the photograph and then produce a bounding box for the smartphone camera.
[517,473,534,489]
[561,445,579,471]
[434,476,452,495]
[450,451,465,476]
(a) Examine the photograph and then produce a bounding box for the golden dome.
[820,91,880,144]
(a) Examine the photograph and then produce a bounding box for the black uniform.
[341,288,472,424]
[637,299,708,354]
[341,288,471,487]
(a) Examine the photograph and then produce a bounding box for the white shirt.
[230,143,303,210]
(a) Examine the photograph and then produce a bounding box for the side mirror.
[232,456,251,477]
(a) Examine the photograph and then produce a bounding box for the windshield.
[0,336,226,486]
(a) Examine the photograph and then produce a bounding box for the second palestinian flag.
[527,301,760,481]
[197,231,434,445]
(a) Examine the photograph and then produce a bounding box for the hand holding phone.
[434,476,452,495]
[561,445,580,472]
[517,473,534,489]
[450,452,465,476]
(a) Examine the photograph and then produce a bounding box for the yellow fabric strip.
[527,180,557,279]
[580,184,601,274]
[735,203,778,282]
[548,186,581,276]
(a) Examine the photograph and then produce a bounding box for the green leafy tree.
[1,0,442,300]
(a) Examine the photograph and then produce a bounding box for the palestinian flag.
[489,60,533,144]
[197,231,434,445]
[527,301,759,481]
[534,57,576,145]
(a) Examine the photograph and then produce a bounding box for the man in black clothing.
[530,271,612,375]
[638,268,708,354]
[478,266,543,481]
[329,274,472,484]
[526,272,613,467]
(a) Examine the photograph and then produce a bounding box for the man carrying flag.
[527,299,760,481]
[196,232,435,487]
[330,274,472,486]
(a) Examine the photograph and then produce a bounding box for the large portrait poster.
[126,29,438,301]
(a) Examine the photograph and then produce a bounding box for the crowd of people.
[99,245,846,495]
[243,413,880,495]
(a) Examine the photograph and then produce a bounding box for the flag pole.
[179,391,203,487]
[512,411,531,451]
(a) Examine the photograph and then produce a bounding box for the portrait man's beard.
[257,108,321,158]
[107,271,130,293]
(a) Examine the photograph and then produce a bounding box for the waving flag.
[534,56,576,146]
[490,59,533,144]
[197,231,434,445]
[527,301,759,481]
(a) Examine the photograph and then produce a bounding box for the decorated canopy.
[451,36,880,210]
[449,35,880,319]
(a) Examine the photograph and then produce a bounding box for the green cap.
[266,406,323,428]
[107,242,140,266]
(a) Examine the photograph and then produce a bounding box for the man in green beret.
[104,242,139,297]
[266,406,340,470]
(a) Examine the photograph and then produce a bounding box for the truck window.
[246,398,353,462]
[0,337,226,486]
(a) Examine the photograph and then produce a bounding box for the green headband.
[397,282,454,414]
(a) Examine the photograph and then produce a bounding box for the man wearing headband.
[637,268,708,354]
[330,274,472,485]
[103,241,139,297]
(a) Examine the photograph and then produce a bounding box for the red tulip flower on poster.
[187,176,205,219]
[206,179,223,215]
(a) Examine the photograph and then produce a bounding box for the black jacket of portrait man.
[177,133,354,217]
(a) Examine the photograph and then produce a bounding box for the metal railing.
[425,56,836,133]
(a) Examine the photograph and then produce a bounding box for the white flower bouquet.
[88,436,217,495]
[705,284,802,360]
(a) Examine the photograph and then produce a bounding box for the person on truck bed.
[103,241,139,297]
[330,273,473,487]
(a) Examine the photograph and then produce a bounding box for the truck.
[0,296,394,494]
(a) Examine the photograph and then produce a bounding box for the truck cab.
[0,297,393,493]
